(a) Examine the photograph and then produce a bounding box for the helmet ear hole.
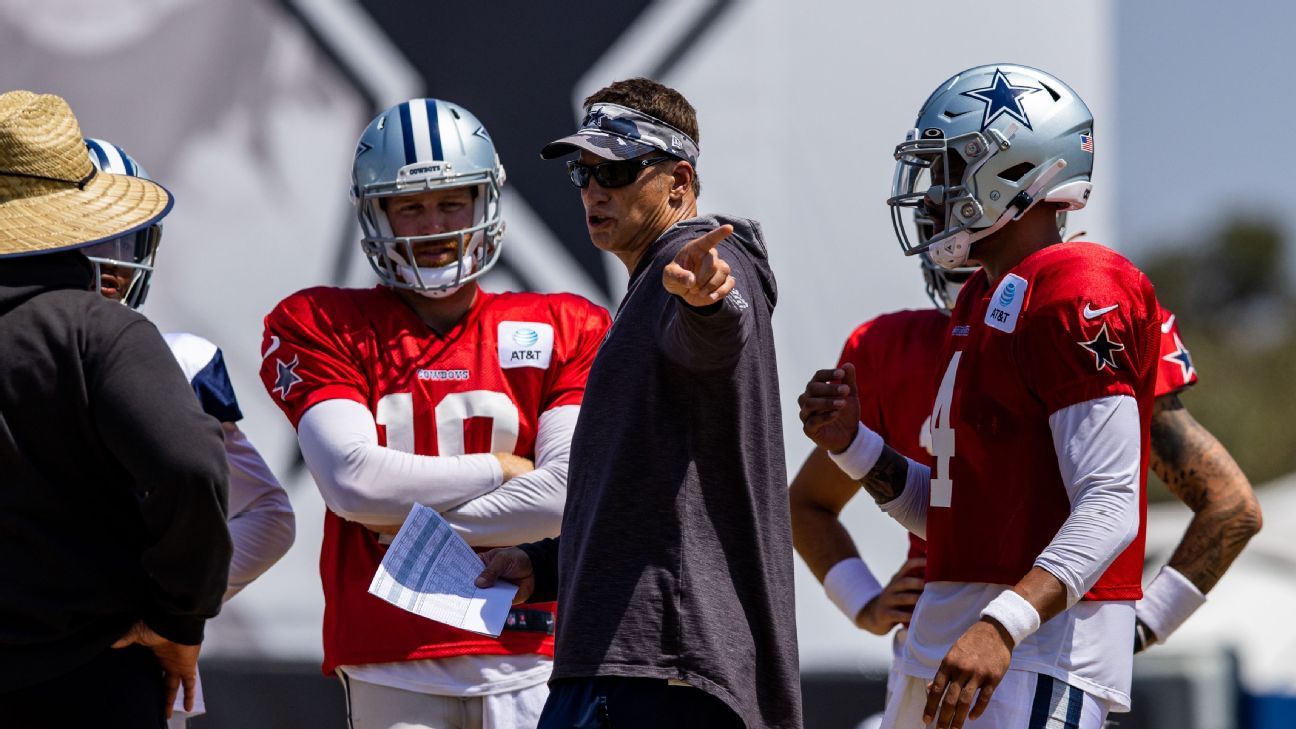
[998,163,1035,182]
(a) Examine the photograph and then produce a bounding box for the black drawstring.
[0,166,97,190]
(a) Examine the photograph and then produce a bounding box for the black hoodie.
[0,252,231,690]
[521,215,802,729]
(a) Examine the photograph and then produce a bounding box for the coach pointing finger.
[662,223,737,305]
[479,78,802,729]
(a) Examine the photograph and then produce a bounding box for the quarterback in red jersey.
[797,64,1241,729]
[260,99,609,729]
[792,255,1260,705]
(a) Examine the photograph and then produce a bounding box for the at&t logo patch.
[498,321,554,370]
[985,273,1028,333]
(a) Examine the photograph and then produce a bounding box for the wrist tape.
[981,589,1041,647]
[1135,565,1205,646]
[827,423,885,480]
[823,557,884,624]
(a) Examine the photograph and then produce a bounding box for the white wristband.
[827,423,885,481]
[823,557,884,624]
[980,590,1041,647]
[1135,565,1205,646]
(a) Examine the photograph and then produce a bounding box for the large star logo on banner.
[961,68,1041,130]
[1078,323,1126,371]
[288,0,734,300]
[1162,331,1196,381]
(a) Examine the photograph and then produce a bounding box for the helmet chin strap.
[387,246,471,299]
[929,158,1069,269]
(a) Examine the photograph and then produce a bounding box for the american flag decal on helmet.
[1080,134,1094,153]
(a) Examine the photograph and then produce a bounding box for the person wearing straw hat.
[0,90,232,727]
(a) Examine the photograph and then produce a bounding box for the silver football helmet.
[352,98,506,298]
[889,64,1094,269]
[81,138,162,309]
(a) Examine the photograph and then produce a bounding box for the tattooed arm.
[1150,393,1262,592]
[1137,393,1262,649]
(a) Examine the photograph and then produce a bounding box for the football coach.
[477,78,802,729]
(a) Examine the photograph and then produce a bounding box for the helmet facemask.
[356,164,505,299]
[889,125,1022,269]
[81,224,162,309]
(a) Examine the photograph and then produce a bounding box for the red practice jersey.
[842,303,1196,567]
[838,309,946,562]
[924,242,1160,600]
[260,286,610,675]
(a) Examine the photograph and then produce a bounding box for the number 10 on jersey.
[929,352,961,508]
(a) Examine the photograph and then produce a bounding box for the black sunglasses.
[566,156,674,189]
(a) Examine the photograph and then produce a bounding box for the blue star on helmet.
[961,68,1042,131]
[273,355,303,399]
[1078,323,1126,371]
[1162,332,1196,381]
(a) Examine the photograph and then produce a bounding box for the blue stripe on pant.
[1028,674,1086,729]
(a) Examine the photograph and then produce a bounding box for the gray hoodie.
[522,214,802,729]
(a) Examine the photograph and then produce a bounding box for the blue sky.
[1116,0,1296,273]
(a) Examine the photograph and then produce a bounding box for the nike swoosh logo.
[1083,303,1119,320]
[1161,313,1176,334]
[262,335,281,361]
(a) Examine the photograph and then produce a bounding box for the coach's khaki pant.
[341,675,549,729]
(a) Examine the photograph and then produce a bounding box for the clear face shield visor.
[887,129,995,257]
[356,171,505,293]
[81,225,162,309]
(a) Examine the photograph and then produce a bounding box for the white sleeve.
[296,398,503,524]
[878,457,929,539]
[441,404,578,547]
[222,426,296,600]
[1036,394,1142,607]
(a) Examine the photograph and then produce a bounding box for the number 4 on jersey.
[929,352,961,508]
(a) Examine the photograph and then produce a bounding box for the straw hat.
[0,90,172,258]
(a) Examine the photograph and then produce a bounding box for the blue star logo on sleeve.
[961,68,1042,131]
[273,355,303,399]
[1078,323,1126,371]
[1162,332,1196,381]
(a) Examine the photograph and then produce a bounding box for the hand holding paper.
[369,504,518,636]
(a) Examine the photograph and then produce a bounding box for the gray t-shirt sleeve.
[658,239,756,371]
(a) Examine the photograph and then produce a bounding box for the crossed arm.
[297,399,576,546]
